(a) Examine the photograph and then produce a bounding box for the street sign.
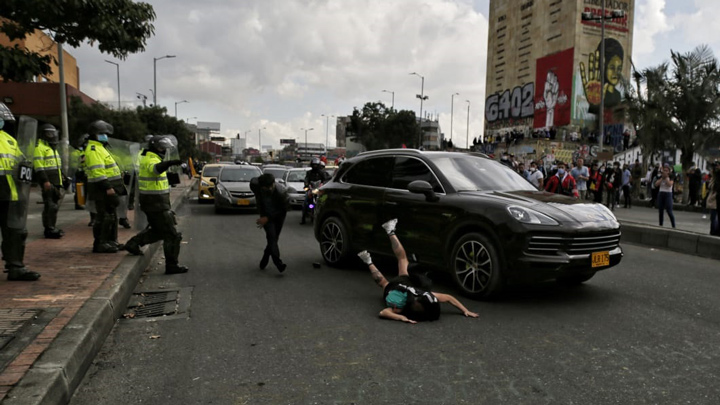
[280,139,296,145]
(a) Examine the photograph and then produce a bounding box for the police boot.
[164,233,186,274]
[44,228,64,239]
[165,264,189,274]
[121,237,144,256]
[119,218,131,229]
[7,267,41,281]
[93,242,118,253]
[88,212,96,227]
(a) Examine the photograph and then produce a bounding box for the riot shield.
[106,137,141,188]
[160,135,183,186]
[8,116,38,229]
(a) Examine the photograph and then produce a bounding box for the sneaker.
[166,265,189,274]
[357,250,372,265]
[381,219,398,235]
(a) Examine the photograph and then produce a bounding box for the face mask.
[557,169,565,176]
[97,134,109,143]
[530,167,536,172]
[0,119,4,130]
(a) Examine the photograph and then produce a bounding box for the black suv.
[313,149,622,299]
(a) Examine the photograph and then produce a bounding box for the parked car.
[314,149,623,299]
[198,163,231,203]
[262,164,290,184]
[283,167,311,207]
[213,165,262,213]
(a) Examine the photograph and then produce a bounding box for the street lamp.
[136,92,148,108]
[410,72,428,148]
[174,100,188,118]
[382,90,395,110]
[581,8,625,150]
[153,55,176,106]
[258,127,266,151]
[450,92,459,145]
[104,60,120,109]
[321,114,335,154]
[301,127,314,159]
[244,130,251,147]
[465,100,471,149]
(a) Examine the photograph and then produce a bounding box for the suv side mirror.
[408,180,439,202]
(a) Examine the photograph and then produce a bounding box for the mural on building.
[533,48,574,129]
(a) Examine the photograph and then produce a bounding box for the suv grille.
[527,231,621,256]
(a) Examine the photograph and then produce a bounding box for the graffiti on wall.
[533,48,574,129]
[485,83,535,125]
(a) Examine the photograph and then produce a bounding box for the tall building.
[484,0,635,140]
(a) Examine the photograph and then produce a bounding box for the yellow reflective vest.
[84,139,123,197]
[138,150,171,212]
[0,130,22,201]
[33,139,62,186]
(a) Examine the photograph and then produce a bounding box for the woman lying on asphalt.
[357,219,479,324]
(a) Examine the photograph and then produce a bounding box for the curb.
[3,179,197,405]
[620,221,720,260]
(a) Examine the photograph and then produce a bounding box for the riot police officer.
[84,120,126,253]
[0,104,40,280]
[33,124,65,238]
[301,157,331,224]
[121,136,188,274]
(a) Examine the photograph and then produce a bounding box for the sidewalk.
[0,177,196,404]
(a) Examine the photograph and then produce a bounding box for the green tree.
[1,0,155,82]
[346,102,419,150]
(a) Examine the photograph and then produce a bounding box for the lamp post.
[244,130,251,149]
[450,92,459,146]
[136,92,148,108]
[381,89,395,110]
[301,127,314,159]
[321,114,334,154]
[258,127,266,151]
[153,55,176,106]
[465,100,471,149]
[104,60,120,109]
[410,72,428,148]
[581,8,625,151]
[174,100,188,118]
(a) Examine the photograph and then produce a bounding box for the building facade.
[484,0,635,140]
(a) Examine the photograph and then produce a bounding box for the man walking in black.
[251,173,289,273]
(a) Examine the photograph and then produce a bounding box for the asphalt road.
[70,196,720,405]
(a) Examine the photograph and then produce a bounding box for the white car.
[283,167,311,207]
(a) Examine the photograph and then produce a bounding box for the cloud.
[669,0,720,51]
[633,0,672,60]
[68,0,489,148]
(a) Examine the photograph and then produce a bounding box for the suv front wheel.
[450,233,503,299]
[319,217,351,266]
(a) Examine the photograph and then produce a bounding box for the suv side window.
[343,157,393,187]
[391,157,444,193]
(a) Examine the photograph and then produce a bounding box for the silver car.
[283,167,311,207]
[213,165,263,213]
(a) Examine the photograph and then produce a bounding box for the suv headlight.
[507,206,559,225]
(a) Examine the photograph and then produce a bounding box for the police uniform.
[84,139,126,252]
[0,129,40,280]
[33,137,64,237]
[122,148,187,274]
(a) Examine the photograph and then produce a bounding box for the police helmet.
[310,157,321,170]
[144,135,154,143]
[75,134,90,149]
[149,136,173,153]
[40,124,59,145]
[88,120,111,136]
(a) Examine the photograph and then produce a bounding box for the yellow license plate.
[236,199,250,206]
[591,251,610,268]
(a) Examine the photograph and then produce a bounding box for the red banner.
[533,48,574,129]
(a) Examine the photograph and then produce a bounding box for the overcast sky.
[67,0,716,150]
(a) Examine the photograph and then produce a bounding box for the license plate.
[236,199,250,206]
[591,251,610,268]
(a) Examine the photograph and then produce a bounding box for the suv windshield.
[220,168,257,182]
[286,171,307,182]
[202,166,222,177]
[430,155,536,192]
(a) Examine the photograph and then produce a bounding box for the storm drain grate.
[124,288,192,320]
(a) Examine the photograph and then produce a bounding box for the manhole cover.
[124,288,192,320]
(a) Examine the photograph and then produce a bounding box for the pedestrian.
[84,120,126,253]
[649,163,661,208]
[603,162,620,210]
[706,163,718,236]
[621,163,632,208]
[527,161,544,190]
[655,164,676,228]
[250,173,289,273]
[687,163,702,207]
[570,158,590,200]
[544,161,578,198]
[33,124,66,238]
[589,162,603,203]
[517,162,529,180]
[121,137,188,274]
[499,152,514,169]
[631,158,643,199]
[0,103,41,281]
[357,219,478,324]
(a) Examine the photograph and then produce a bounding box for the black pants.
[0,200,27,270]
[263,214,286,268]
[93,192,119,247]
[127,210,182,267]
[41,186,64,230]
[622,184,632,208]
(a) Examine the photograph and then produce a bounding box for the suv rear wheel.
[319,217,350,266]
[450,233,502,299]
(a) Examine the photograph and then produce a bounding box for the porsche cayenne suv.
[313,149,622,299]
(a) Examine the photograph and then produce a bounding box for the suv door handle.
[341,195,352,200]
[385,201,398,206]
